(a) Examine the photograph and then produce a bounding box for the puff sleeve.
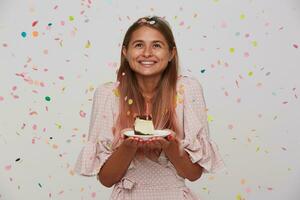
[74,83,115,176]
[181,77,224,173]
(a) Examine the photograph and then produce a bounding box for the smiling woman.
[75,16,224,200]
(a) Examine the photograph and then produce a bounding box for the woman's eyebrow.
[131,40,166,45]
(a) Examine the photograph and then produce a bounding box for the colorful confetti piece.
[21,32,27,38]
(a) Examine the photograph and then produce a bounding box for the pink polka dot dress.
[74,75,224,199]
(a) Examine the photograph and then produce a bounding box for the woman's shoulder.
[177,74,202,88]
[95,81,119,97]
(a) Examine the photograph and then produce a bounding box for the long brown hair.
[112,16,181,149]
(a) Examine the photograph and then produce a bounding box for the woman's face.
[123,26,175,79]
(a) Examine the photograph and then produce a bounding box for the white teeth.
[140,61,155,65]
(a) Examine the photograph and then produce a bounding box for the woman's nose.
[143,46,153,57]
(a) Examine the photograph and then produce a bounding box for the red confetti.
[32,20,38,27]
[293,44,298,49]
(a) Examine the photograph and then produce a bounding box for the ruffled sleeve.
[74,83,115,176]
[181,76,224,173]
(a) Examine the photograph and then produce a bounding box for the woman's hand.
[120,128,144,151]
[141,129,178,161]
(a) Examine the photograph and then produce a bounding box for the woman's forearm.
[98,143,137,187]
[164,142,203,181]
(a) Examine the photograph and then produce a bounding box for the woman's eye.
[134,43,143,48]
[153,43,161,48]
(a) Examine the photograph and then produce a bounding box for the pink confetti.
[2,43,8,47]
[228,124,234,130]
[224,91,229,96]
[245,187,252,193]
[32,20,38,27]
[58,76,64,80]
[91,192,96,198]
[0,96,4,101]
[32,138,35,144]
[79,110,86,118]
[32,124,37,130]
[179,21,184,26]
[244,52,249,57]
[60,21,65,26]
[54,5,58,9]
[293,44,298,48]
[221,21,227,28]
[12,86,17,91]
[267,187,273,191]
[5,165,12,171]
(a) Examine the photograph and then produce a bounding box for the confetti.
[15,158,21,162]
[240,15,246,20]
[229,48,235,53]
[21,32,27,38]
[69,16,75,21]
[79,110,86,118]
[45,96,51,101]
[252,41,258,47]
[85,40,91,48]
[5,165,12,171]
[32,20,38,27]
[293,44,298,49]
[128,99,133,105]
[200,69,206,73]
[91,192,96,198]
[248,71,253,77]
[32,31,39,37]
[0,96,4,101]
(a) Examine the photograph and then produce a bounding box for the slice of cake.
[134,115,154,135]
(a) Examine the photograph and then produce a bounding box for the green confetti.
[45,96,51,101]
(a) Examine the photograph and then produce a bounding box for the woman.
[75,16,224,199]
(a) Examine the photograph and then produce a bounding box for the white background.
[0,0,300,199]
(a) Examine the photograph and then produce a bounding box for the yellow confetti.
[236,193,243,200]
[88,86,94,92]
[128,99,133,105]
[113,89,120,97]
[256,146,260,152]
[252,40,258,47]
[207,115,214,122]
[229,48,235,53]
[69,16,74,21]
[240,13,246,20]
[85,40,91,48]
[248,71,253,77]
[55,123,62,129]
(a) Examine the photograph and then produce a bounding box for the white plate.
[123,130,171,141]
